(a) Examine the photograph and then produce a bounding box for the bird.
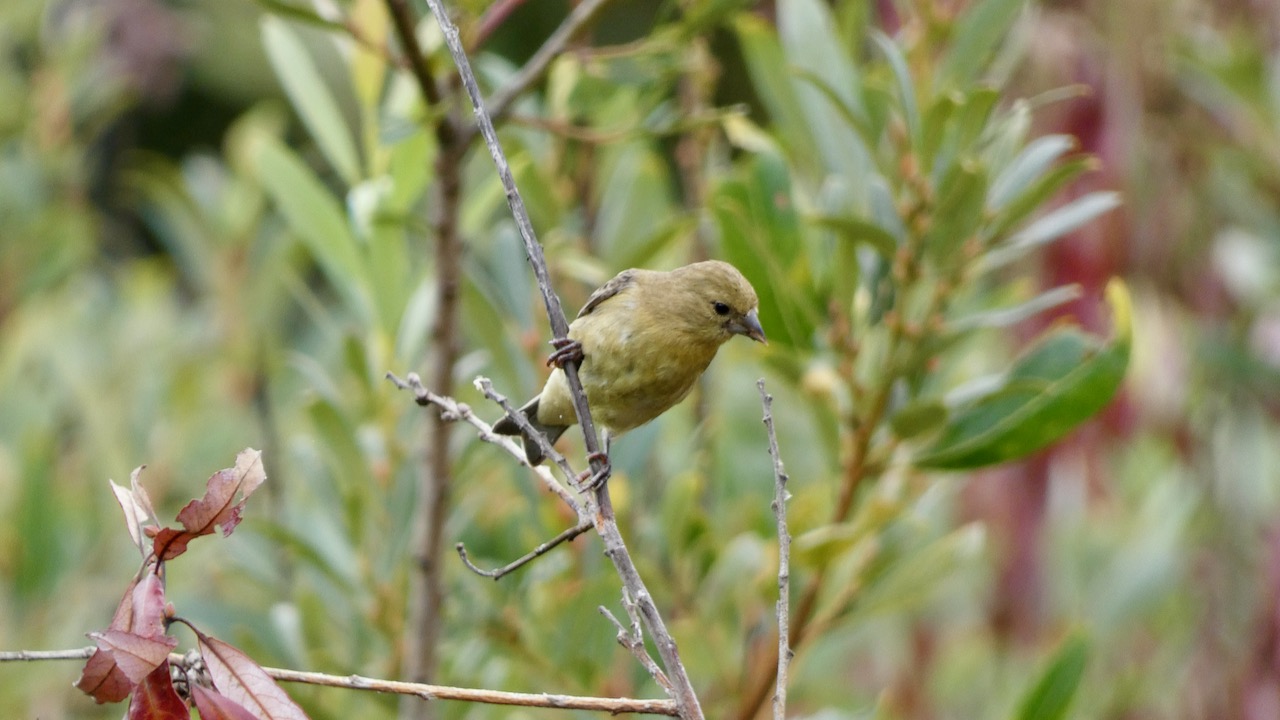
[493,260,766,466]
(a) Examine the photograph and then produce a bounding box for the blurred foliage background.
[1,0,1278,718]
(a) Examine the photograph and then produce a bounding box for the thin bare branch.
[479,0,614,131]
[5,647,679,715]
[457,519,593,580]
[422,2,703,715]
[0,648,96,661]
[758,380,792,720]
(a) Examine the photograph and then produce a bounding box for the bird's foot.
[546,337,584,368]
[575,451,611,492]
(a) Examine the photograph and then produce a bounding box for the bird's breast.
[574,313,718,434]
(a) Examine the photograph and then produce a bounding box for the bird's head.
[674,260,767,346]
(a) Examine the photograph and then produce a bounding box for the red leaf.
[127,661,189,720]
[108,575,143,633]
[130,572,169,640]
[153,449,266,561]
[192,685,259,720]
[76,569,170,703]
[90,630,179,684]
[197,632,309,720]
[75,647,134,703]
[151,528,196,562]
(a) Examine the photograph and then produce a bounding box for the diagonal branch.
[474,0,615,136]
[421,1,703,716]
[456,519,593,580]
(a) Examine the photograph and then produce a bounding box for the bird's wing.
[576,269,637,318]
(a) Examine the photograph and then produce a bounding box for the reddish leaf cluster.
[75,449,308,720]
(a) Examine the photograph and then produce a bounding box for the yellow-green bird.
[494,260,766,465]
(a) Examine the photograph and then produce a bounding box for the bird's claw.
[575,451,611,492]
[546,337,584,368]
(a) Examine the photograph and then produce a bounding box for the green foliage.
[1014,634,1089,720]
[3,0,1278,718]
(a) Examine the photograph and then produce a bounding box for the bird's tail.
[492,397,568,466]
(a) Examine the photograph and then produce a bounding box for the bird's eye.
[713,301,731,316]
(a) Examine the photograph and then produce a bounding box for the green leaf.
[986,156,1097,241]
[989,135,1077,209]
[1014,634,1089,720]
[248,130,373,324]
[261,16,362,185]
[777,0,872,189]
[924,160,989,261]
[983,192,1123,271]
[953,87,1002,152]
[254,0,349,33]
[714,154,821,349]
[920,93,960,171]
[890,399,948,439]
[870,31,921,151]
[915,280,1132,469]
[853,523,986,618]
[938,0,1028,89]
[732,14,822,173]
[949,285,1082,331]
[809,214,898,259]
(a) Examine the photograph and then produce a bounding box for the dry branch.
[0,648,679,716]
[419,0,703,715]
[758,380,793,720]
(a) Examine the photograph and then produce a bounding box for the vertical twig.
[384,2,463,717]
[422,2,704,716]
[758,380,792,720]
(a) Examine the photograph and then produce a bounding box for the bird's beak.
[732,308,767,345]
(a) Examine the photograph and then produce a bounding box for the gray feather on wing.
[576,270,637,318]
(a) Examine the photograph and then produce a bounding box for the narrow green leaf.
[732,14,822,172]
[925,160,989,260]
[989,135,1077,209]
[777,0,872,189]
[949,285,1083,331]
[792,69,877,148]
[254,0,349,32]
[809,214,898,258]
[984,192,1122,271]
[938,0,1028,89]
[890,399,949,439]
[871,31,921,151]
[986,157,1097,241]
[921,93,960,170]
[954,87,1002,151]
[853,524,986,618]
[262,16,362,185]
[249,131,373,323]
[915,280,1132,469]
[1014,634,1090,720]
[714,153,821,349]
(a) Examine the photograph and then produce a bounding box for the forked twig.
[386,371,579,513]
[600,602,670,692]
